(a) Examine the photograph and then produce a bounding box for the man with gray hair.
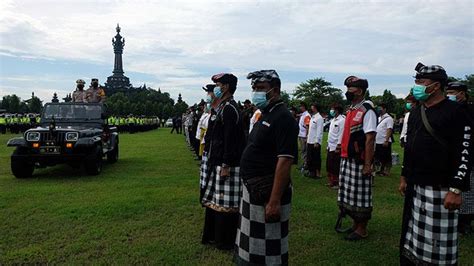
[235,70,298,265]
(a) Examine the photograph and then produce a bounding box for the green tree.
[28,96,43,113]
[293,77,344,113]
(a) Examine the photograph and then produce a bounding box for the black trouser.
[306,144,321,172]
[0,125,5,134]
[202,207,238,250]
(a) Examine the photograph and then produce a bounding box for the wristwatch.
[449,187,461,195]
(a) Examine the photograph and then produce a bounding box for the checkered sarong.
[201,165,241,212]
[403,185,458,265]
[460,169,474,214]
[199,152,210,202]
[337,158,372,221]
[235,184,292,265]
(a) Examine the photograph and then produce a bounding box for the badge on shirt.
[262,121,270,127]
[210,115,217,121]
[353,111,363,122]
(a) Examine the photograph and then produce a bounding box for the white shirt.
[249,109,261,133]
[400,112,410,143]
[327,114,346,151]
[376,113,394,144]
[307,113,324,145]
[195,112,210,143]
[363,109,377,134]
[298,111,311,138]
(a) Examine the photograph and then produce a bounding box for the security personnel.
[0,114,6,134]
[72,79,87,103]
[446,81,474,234]
[85,78,106,103]
[399,63,471,265]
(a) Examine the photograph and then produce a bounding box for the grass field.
[0,128,472,265]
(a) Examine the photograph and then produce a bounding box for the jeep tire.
[85,145,103,175]
[11,148,34,178]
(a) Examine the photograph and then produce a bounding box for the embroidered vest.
[341,102,374,163]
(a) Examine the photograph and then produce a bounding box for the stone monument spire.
[112,23,125,76]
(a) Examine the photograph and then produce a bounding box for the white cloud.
[0,0,473,104]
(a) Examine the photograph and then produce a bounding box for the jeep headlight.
[65,132,79,142]
[26,132,40,142]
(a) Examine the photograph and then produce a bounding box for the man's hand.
[265,200,281,223]
[444,192,462,211]
[362,164,372,176]
[335,144,341,154]
[399,176,407,196]
[383,141,389,147]
[220,166,230,178]
[315,143,321,149]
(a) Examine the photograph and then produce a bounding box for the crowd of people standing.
[182,62,471,265]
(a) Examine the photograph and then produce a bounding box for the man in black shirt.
[201,73,244,250]
[399,63,471,265]
[235,70,298,265]
[446,81,474,234]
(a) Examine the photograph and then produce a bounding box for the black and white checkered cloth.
[199,152,210,203]
[201,165,241,211]
[402,185,458,265]
[235,184,292,265]
[460,169,474,214]
[247,70,280,85]
[337,158,373,219]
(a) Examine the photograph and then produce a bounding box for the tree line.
[1,74,472,119]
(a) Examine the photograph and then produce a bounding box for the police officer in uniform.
[0,114,6,134]
[72,79,87,103]
[85,78,106,103]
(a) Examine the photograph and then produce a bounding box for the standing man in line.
[337,76,377,241]
[326,104,345,189]
[201,73,244,250]
[374,103,394,176]
[298,102,311,171]
[400,93,417,148]
[236,70,298,265]
[446,81,473,235]
[399,63,471,265]
[72,79,87,103]
[305,103,324,179]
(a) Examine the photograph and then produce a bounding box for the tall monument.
[105,24,132,94]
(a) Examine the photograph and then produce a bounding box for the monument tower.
[105,24,131,94]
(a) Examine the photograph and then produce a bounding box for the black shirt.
[402,99,471,190]
[208,98,245,166]
[240,100,299,178]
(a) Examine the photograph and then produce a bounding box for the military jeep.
[7,103,119,178]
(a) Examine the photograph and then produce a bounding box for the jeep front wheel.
[11,148,34,178]
[107,143,119,163]
[84,145,103,175]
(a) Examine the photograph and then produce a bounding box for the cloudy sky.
[0,0,473,104]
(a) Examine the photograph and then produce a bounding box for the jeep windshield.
[43,105,102,120]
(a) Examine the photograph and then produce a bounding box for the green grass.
[0,129,472,264]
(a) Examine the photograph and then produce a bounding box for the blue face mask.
[206,103,211,111]
[447,94,457,102]
[214,86,223,99]
[329,110,336,117]
[412,83,436,101]
[405,102,412,110]
[251,91,268,109]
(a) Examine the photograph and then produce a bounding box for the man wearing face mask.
[236,70,298,265]
[337,75,377,241]
[446,81,474,235]
[72,79,87,103]
[85,78,106,103]
[200,73,244,250]
[399,63,471,265]
[374,103,394,176]
[400,93,417,148]
[326,104,345,189]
